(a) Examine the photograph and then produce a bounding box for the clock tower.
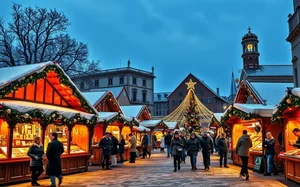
[241,27,260,69]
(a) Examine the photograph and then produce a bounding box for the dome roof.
[242,27,258,40]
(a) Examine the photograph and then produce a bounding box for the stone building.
[71,60,156,113]
[153,92,171,118]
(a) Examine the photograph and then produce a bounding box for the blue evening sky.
[1,0,293,96]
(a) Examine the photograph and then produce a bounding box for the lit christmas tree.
[184,91,201,132]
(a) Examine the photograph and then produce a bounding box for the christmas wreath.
[255,124,261,133]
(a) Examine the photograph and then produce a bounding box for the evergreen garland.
[272,94,300,121]
[220,107,260,124]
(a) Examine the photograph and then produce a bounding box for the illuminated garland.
[0,64,96,114]
[105,114,139,126]
[0,105,98,128]
[210,116,221,127]
[220,107,260,124]
[272,94,299,121]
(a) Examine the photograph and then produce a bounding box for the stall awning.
[1,99,95,119]
[164,121,177,130]
[140,120,167,129]
[234,103,275,117]
[132,125,150,132]
[98,112,118,122]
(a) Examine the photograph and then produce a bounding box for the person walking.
[142,132,151,158]
[27,137,44,186]
[129,133,137,163]
[110,133,119,167]
[180,131,187,164]
[46,132,64,187]
[119,134,126,164]
[99,132,112,170]
[152,133,157,150]
[160,134,165,152]
[217,133,229,168]
[199,132,214,171]
[236,130,252,180]
[187,133,201,171]
[171,131,184,172]
[263,132,278,176]
[165,131,172,157]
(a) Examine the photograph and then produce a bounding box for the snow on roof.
[0,62,53,88]
[213,113,223,122]
[292,88,300,97]
[90,87,125,98]
[234,103,275,117]
[82,91,107,106]
[245,65,293,77]
[164,121,177,130]
[154,92,171,102]
[120,105,144,118]
[250,82,293,105]
[1,99,95,119]
[98,112,118,122]
[133,125,150,132]
[140,120,162,127]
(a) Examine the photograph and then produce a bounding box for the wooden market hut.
[221,103,282,169]
[0,62,98,185]
[209,113,226,140]
[273,88,300,183]
[82,91,138,165]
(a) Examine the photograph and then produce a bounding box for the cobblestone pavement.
[9,151,299,187]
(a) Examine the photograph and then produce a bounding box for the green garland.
[210,116,221,127]
[105,114,139,126]
[0,64,96,114]
[220,107,260,124]
[0,105,98,128]
[272,94,300,121]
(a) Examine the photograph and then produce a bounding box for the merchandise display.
[44,124,68,153]
[70,125,88,154]
[70,144,85,154]
[0,147,7,159]
[12,147,29,158]
[250,135,262,152]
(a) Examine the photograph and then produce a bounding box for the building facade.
[168,73,228,114]
[71,60,156,113]
[287,0,300,87]
[153,92,171,118]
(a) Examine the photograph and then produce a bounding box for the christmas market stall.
[273,88,300,183]
[132,125,150,155]
[139,120,168,149]
[210,113,225,141]
[0,62,98,185]
[221,103,282,169]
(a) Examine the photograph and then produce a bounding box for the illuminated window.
[247,44,253,52]
[71,125,88,154]
[0,120,8,159]
[45,124,68,154]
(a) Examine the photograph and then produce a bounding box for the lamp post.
[223,104,228,111]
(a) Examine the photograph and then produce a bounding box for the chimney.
[216,88,220,96]
[152,66,154,73]
[127,59,131,67]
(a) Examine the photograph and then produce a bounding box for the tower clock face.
[247,44,253,52]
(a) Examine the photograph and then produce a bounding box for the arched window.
[247,44,253,52]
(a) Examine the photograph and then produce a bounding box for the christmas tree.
[163,78,213,133]
[184,90,201,131]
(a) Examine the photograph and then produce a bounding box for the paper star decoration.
[185,79,197,90]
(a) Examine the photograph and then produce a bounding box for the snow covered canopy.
[164,121,178,130]
[140,120,168,129]
[132,125,150,132]
[0,62,97,114]
[120,105,151,120]
[82,91,122,113]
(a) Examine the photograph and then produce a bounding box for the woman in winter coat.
[187,133,201,171]
[263,132,278,176]
[160,135,165,152]
[119,134,126,164]
[170,131,184,172]
[27,137,44,186]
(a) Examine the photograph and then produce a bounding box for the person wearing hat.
[99,132,113,170]
[170,131,184,172]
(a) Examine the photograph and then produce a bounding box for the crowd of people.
[25,128,286,186]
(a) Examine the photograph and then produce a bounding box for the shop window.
[106,126,120,140]
[0,120,8,159]
[132,77,137,85]
[93,126,103,145]
[44,124,68,154]
[120,77,124,85]
[12,122,41,158]
[70,125,88,154]
[121,126,131,141]
[285,120,300,152]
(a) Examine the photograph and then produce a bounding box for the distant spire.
[230,71,237,95]
[248,26,251,33]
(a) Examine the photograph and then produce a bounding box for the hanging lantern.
[286,98,292,104]
[6,109,11,114]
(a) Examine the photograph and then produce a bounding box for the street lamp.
[223,104,227,111]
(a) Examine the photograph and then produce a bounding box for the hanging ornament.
[229,114,232,117]
[24,113,29,118]
[58,115,63,120]
[74,119,77,123]
[6,109,11,114]
[52,114,56,118]
[286,98,292,104]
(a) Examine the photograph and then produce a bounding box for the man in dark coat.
[217,133,229,168]
[236,130,252,180]
[46,132,64,187]
[199,132,214,171]
[142,132,150,158]
[99,132,112,170]
[165,131,173,157]
[110,133,119,167]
